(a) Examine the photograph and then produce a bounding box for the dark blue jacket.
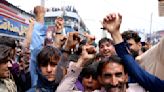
[114,42,164,92]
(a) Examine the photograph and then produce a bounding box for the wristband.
[56,32,62,34]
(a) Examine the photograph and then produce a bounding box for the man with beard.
[121,20,164,80]
[121,30,143,59]
[97,55,145,92]
[98,37,116,59]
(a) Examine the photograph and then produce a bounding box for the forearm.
[159,36,164,61]
[23,23,34,48]
[23,34,32,48]
[56,62,82,92]
[110,31,123,44]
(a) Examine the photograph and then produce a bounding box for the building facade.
[0,0,34,40]
[44,6,90,37]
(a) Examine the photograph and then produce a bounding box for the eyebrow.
[103,73,112,77]
[115,72,123,76]
[103,72,123,76]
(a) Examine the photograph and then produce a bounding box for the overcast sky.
[7,0,164,42]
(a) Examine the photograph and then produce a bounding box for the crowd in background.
[0,5,164,92]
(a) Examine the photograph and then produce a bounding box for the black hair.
[122,30,141,43]
[97,55,127,76]
[80,62,99,80]
[37,46,62,67]
[0,45,11,64]
[0,36,16,49]
[98,37,114,47]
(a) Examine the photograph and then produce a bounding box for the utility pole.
[41,0,45,7]
[149,12,153,43]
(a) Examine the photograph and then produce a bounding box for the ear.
[125,73,128,82]
[137,42,142,48]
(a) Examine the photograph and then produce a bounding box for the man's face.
[82,75,100,91]
[99,42,115,58]
[40,59,58,82]
[0,61,12,78]
[127,39,141,57]
[99,62,128,92]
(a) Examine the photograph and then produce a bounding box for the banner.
[0,15,28,37]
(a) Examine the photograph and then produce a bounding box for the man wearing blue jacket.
[101,13,164,92]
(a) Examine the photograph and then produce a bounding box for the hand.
[64,32,80,50]
[102,13,122,34]
[83,32,95,45]
[77,45,96,67]
[53,34,67,49]
[102,13,123,44]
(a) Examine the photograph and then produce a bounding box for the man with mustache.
[97,55,145,92]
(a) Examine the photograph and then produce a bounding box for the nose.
[87,76,94,83]
[111,76,119,86]
[104,46,108,50]
[47,64,52,73]
[7,61,12,68]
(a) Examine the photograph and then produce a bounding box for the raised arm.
[139,36,164,80]
[102,13,164,92]
[23,18,35,49]
[56,45,96,92]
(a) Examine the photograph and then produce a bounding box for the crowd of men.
[0,5,164,92]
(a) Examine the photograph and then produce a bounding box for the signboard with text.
[0,15,28,37]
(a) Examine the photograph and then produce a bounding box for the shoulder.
[0,82,8,92]
[127,83,146,92]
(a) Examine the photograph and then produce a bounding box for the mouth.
[45,75,55,78]
[103,51,111,55]
[108,87,120,92]
[85,86,94,91]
